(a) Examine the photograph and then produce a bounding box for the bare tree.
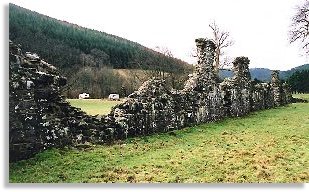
[290,0,309,55]
[154,46,173,57]
[221,56,233,69]
[209,21,234,72]
[154,46,191,89]
[154,46,175,79]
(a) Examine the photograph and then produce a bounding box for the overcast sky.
[9,0,309,70]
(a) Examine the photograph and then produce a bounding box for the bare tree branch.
[154,46,173,57]
[209,21,234,72]
[289,0,309,54]
[220,56,233,69]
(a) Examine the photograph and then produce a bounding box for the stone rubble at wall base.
[9,39,292,162]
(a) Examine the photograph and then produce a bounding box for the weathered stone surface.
[184,38,217,92]
[271,70,282,107]
[219,56,252,117]
[9,39,292,162]
[9,41,114,161]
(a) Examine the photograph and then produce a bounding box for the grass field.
[67,99,123,115]
[9,95,309,183]
[293,94,309,101]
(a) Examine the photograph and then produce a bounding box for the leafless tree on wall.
[209,21,234,73]
[190,21,234,72]
[290,0,309,55]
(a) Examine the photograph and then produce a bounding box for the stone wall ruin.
[9,39,292,161]
[9,41,117,161]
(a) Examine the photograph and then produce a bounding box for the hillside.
[9,4,192,97]
[280,64,309,79]
[219,64,309,82]
[9,4,190,72]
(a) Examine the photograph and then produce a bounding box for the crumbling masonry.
[9,39,292,161]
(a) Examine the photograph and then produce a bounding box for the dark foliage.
[287,70,309,93]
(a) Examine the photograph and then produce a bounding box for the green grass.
[293,94,309,101]
[9,95,309,183]
[67,99,122,115]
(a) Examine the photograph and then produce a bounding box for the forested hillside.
[280,64,309,79]
[287,70,309,93]
[9,4,192,98]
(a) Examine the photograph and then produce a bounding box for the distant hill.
[279,64,309,80]
[9,4,192,98]
[219,64,309,82]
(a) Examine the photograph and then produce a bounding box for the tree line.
[287,70,309,93]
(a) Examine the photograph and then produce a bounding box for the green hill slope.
[9,4,192,97]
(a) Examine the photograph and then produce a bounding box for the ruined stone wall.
[110,39,226,139]
[183,39,224,123]
[9,39,292,161]
[220,57,252,117]
[9,41,117,161]
[109,39,291,137]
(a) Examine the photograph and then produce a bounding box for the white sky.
[8,0,309,70]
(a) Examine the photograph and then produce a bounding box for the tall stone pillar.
[271,70,281,106]
[230,56,252,115]
[183,38,218,92]
[282,82,292,104]
[195,38,217,90]
[232,56,251,86]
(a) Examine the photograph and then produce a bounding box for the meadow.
[9,94,309,183]
[67,99,123,115]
